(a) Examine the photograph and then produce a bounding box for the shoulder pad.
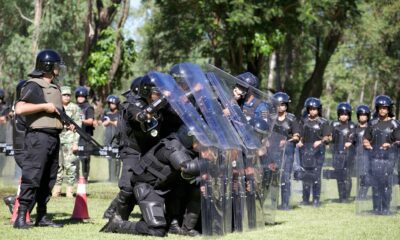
[318,117,328,124]
[286,112,296,121]
[391,119,399,129]
[332,121,340,127]
[349,122,356,128]
[370,118,379,126]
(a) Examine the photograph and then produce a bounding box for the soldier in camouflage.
[52,86,82,197]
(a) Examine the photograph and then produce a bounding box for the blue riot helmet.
[304,97,322,116]
[236,72,259,89]
[106,95,120,105]
[337,102,352,120]
[16,80,27,100]
[75,86,89,98]
[374,95,393,116]
[356,104,370,120]
[29,49,65,78]
[249,117,269,136]
[273,92,291,104]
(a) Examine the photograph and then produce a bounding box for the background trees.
[0,0,399,118]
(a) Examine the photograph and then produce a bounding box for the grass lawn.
[0,156,399,240]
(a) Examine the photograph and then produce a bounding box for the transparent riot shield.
[323,143,355,203]
[261,131,287,224]
[149,70,237,235]
[295,142,326,206]
[356,145,398,215]
[170,63,245,234]
[203,64,278,122]
[205,71,262,231]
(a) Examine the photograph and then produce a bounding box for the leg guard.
[134,183,166,228]
[103,196,118,219]
[116,190,136,220]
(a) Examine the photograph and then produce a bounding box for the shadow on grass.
[265,221,285,226]
[29,213,94,226]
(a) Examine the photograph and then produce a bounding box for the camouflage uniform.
[56,87,82,187]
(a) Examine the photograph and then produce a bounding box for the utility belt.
[27,127,62,136]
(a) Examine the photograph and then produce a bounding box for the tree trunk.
[295,30,342,115]
[107,0,130,94]
[268,51,278,91]
[32,0,43,58]
[80,0,93,86]
[282,36,293,91]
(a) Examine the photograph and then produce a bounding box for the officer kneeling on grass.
[14,49,70,229]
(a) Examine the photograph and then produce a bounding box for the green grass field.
[0,156,399,240]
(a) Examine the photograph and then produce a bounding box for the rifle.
[56,107,103,149]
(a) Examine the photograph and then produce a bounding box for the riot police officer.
[3,80,27,214]
[297,97,331,207]
[75,86,95,181]
[102,95,120,181]
[363,95,400,214]
[234,72,270,121]
[104,75,181,222]
[271,92,300,210]
[330,102,356,202]
[14,49,66,229]
[355,104,371,199]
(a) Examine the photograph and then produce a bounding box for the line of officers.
[7,49,400,236]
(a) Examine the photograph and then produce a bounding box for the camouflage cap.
[61,86,71,95]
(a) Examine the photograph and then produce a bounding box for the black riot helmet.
[304,97,322,116]
[138,74,159,100]
[75,86,89,98]
[374,95,393,116]
[273,92,291,105]
[249,117,269,136]
[106,95,120,105]
[29,49,65,78]
[236,72,259,89]
[356,104,370,120]
[130,76,142,95]
[16,80,27,100]
[337,102,352,120]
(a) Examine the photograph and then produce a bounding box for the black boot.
[116,190,135,220]
[100,215,138,234]
[103,197,118,219]
[312,198,320,208]
[35,207,63,228]
[182,212,200,237]
[168,219,186,235]
[13,205,31,229]
[3,195,16,214]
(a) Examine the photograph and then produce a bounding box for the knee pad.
[139,200,167,228]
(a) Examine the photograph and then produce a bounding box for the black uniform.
[330,120,356,202]
[272,113,300,208]
[101,129,198,237]
[363,118,400,213]
[298,117,330,205]
[104,93,181,221]
[77,101,94,180]
[102,108,120,181]
[17,81,63,228]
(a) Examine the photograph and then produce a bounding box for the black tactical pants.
[19,131,59,209]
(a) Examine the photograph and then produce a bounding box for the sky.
[124,0,144,43]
